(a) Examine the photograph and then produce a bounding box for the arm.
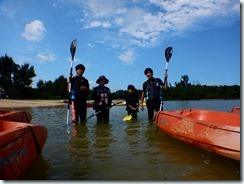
[108,88,112,106]
[136,94,139,108]
[79,78,90,94]
[140,91,145,111]
[128,105,138,111]
[163,73,169,90]
[67,74,73,92]
[141,82,146,111]
[92,87,98,110]
[67,83,71,92]
[79,86,89,93]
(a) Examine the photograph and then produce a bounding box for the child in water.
[125,85,139,118]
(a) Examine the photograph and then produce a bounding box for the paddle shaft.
[66,59,73,124]
[164,62,169,83]
[67,39,77,126]
[86,101,123,121]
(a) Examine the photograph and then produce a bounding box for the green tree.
[13,63,36,88]
[175,75,191,87]
[37,80,45,91]
[53,75,68,98]
[0,54,15,89]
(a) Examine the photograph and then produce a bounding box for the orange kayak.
[0,121,48,179]
[154,108,240,161]
[0,110,32,123]
[229,107,240,114]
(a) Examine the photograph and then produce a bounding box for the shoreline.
[0,99,127,108]
[0,99,67,108]
[1,99,236,109]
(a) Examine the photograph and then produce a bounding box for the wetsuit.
[142,77,164,120]
[70,75,89,122]
[125,92,139,118]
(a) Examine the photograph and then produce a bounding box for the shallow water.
[9,99,240,180]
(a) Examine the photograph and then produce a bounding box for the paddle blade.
[123,114,132,121]
[70,39,77,61]
[165,47,173,62]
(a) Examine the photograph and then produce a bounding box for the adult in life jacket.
[92,75,112,122]
[140,68,168,120]
[69,64,90,123]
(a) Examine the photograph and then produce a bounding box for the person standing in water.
[141,68,168,120]
[92,75,112,122]
[125,84,139,118]
[69,64,90,123]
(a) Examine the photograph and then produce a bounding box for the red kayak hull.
[0,121,48,179]
[0,110,32,123]
[154,108,240,161]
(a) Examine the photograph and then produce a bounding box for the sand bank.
[0,99,129,108]
[0,99,66,108]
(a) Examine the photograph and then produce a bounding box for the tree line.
[0,54,240,100]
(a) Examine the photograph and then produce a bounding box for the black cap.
[75,64,85,71]
[144,68,153,75]
[127,85,135,90]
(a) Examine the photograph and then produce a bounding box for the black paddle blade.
[165,47,173,62]
[70,39,77,61]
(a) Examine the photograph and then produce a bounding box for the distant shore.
[0,99,127,108]
[0,99,67,108]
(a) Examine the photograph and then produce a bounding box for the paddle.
[123,114,132,121]
[67,39,77,127]
[85,101,123,121]
[160,46,173,111]
[123,107,139,121]
[164,46,173,82]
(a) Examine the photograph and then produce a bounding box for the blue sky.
[0,0,241,92]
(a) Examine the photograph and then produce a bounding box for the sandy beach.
[0,99,67,108]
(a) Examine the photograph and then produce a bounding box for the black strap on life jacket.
[95,86,111,105]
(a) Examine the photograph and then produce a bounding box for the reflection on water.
[12,100,240,180]
[20,155,50,179]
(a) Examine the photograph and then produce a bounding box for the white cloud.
[69,0,239,63]
[0,6,16,18]
[84,20,112,29]
[88,43,95,48]
[149,0,239,21]
[83,0,125,17]
[89,81,94,85]
[22,20,47,41]
[37,53,55,63]
[80,0,239,38]
[118,49,135,64]
[15,57,32,65]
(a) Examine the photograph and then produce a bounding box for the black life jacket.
[145,78,163,100]
[94,86,111,105]
[70,76,88,100]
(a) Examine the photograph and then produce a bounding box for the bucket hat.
[96,75,109,84]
